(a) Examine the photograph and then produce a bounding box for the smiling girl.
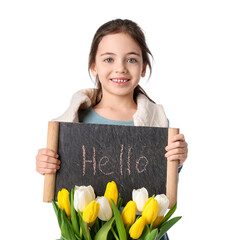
[36,19,188,240]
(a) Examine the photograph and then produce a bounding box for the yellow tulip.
[57,188,71,218]
[153,216,164,228]
[104,181,118,206]
[142,197,158,224]
[129,216,146,239]
[83,200,100,224]
[121,201,136,226]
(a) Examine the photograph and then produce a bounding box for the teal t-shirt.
[78,107,134,126]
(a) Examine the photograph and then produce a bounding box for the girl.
[36,19,188,240]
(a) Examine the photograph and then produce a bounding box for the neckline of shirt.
[91,107,134,123]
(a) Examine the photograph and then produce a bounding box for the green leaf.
[90,218,100,238]
[52,201,62,229]
[60,209,77,240]
[94,218,100,233]
[107,229,115,240]
[111,199,127,240]
[94,217,115,240]
[125,223,130,239]
[78,212,92,240]
[157,216,182,239]
[145,228,158,240]
[74,233,81,240]
[70,189,80,237]
[117,194,123,210]
[52,200,59,216]
[159,202,177,226]
[111,226,120,240]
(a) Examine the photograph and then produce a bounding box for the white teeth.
[111,79,128,83]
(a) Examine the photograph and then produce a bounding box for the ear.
[141,64,147,77]
[90,63,98,77]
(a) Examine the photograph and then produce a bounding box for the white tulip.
[74,185,95,212]
[132,187,148,212]
[155,194,170,217]
[95,196,113,221]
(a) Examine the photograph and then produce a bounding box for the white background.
[1,0,228,239]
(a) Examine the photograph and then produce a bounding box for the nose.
[115,60,127,73]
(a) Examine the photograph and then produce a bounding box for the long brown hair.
[88,19,155,104]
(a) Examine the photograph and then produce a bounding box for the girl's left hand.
[165,134,188,166]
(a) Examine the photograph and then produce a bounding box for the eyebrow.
[100,52,141,57]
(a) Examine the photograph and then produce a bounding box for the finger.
[38,148,59,158]
[165,141,187,151]
[170,134,185,142]
[165,148,185,158]
[36,167,58,175]
[37,159,60,169]
[167,154,186,162]
[36,154,61,165]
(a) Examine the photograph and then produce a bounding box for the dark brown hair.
[88,19,155,104]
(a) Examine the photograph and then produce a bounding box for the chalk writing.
[82,145,96,176]
[82,144,150,176]
[127,145,132,175]
[120,144,124,175]
[99,156,114,175]
[136,156,149,173]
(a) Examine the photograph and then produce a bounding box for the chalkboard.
[54,122,168,205]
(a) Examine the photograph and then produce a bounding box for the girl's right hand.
[36,148,61,175]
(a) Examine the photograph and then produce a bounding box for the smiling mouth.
[110,78,130,83]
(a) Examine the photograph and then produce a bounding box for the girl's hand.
[36,148,61,175]
[165,134,188,166]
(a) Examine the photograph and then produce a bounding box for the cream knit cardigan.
[53,88,168,127]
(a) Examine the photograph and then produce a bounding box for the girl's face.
[91,32,146,99]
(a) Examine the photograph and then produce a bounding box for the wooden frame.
[43,121,179,208]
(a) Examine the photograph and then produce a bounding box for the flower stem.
[80,226,82,238]
[111,226,120,240]
[150,221,154,231]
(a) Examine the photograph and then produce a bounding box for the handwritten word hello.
[82,144,149,176]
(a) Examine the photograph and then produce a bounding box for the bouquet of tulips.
[52,181,181,240]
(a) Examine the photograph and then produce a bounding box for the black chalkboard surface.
[54,122,168,205]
